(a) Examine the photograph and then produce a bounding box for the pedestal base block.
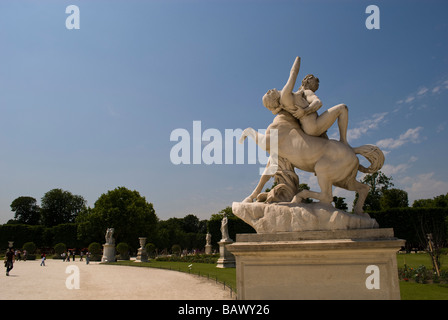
[101,244,116,263]
[136,248,148,262]
[227,229,405,300]
[216,240,236,268]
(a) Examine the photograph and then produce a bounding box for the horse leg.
[292,175,333,205]
[346,178,370,217]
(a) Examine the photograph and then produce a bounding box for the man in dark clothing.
[5,248,15,276]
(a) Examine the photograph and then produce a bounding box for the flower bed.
[399,265,448,284]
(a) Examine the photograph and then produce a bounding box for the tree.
[10,196,40,225]
[22,242,37,254]
[54,243,67,256]
[353,171,394,211]
[380,188,409,209]
[182,214,201,233]
[116,242,129,260]
[154,214,207,251]
[333,196,348,211]
[413,193,448,208]
[298,183,313,203]
[78,187,158,250]
[40,189,86,227]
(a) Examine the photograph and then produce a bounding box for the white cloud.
[376,127,423,150]
[431,80,448,94]
[381,156,417,176]
[395,79,448,107]
[347,112,388,141]
[400,172,448,204]
[382,163,411,176]
[405,96,415,103]
[437,121,446,133]
[417,87,428,95]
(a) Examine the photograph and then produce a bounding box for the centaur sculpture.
[239,57,384,218]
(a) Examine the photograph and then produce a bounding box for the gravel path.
[0,259,233,300]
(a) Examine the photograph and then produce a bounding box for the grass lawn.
[110,253,448,300]
[400,282,448,300]
[396,252,448,269]
[397,252,448,300]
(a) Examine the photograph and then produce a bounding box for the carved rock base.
[232,201,378,233]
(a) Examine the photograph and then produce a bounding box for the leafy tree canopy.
[77,187,158,249]
[40,189,86,227]
[10,196,40,225]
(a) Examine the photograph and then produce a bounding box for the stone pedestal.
[136,237,149,262]
[101,243,116,263]
[227,228,405,300]
[136,248,148,262]
[216,240,236,268]
[205,244,212,255]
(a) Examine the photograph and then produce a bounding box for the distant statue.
[105,228,115,245]
[220,214,231,242]
[206,233,211,246]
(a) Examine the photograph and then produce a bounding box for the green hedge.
[369,207,448,250]
[155,253,219,264]
[0,224,45,249]
[0,223,84,250]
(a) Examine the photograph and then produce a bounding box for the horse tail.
[353,144,385,174]
[239,128,264,144]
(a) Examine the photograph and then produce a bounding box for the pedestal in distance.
[216,240,236,268]
[205,244,212,255]
[227,228,405,300]
[101,243,116,263]
[136,237,149,262]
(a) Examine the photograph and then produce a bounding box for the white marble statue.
[238,56,384,224]
[105,228,115,245]
[206,233,211,246]
[262,57,349,145]
[220,214,232,242]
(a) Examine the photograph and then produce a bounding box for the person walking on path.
[5,248,15,276]
[40,253,46,266]
[86,252,90,265]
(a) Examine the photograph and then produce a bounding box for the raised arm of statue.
[280,56,301,105]
[278,57,311,120]
[279,57,305,118]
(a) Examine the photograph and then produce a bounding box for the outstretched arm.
[284,56,301,93]
[280,57,301,108]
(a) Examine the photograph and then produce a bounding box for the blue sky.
[0,0,447,223]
